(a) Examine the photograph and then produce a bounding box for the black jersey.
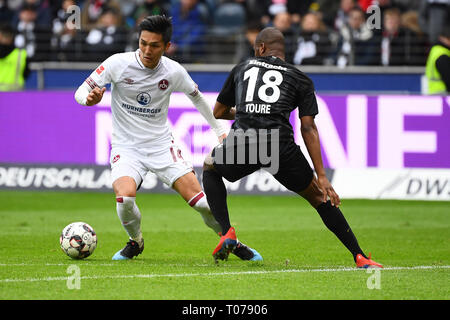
[217,56,318,141]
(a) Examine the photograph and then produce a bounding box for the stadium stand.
[0,0,446,65]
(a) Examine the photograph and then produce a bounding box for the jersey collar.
[134,49,145,69]
[135,49,163,71]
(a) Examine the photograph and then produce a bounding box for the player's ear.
[259,43,266,55]
[254,42,263,57]
[164,41,171,52]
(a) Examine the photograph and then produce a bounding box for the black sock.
[202,169,231,235]
[316,201,366,261]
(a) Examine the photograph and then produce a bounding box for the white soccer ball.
[60,222,97,259]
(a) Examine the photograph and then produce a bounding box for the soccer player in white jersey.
[74,15,262,261]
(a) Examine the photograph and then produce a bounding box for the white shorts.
[110,143,193,188]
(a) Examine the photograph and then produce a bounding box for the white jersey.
[85,50,200,151]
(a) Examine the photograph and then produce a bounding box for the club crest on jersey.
[136,92,151,106]
[158,79,169,90]
[112,155,120,163]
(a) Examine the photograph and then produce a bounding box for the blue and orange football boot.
[355,253,383,268]
[212,227,238,263]
[213,227,263,263]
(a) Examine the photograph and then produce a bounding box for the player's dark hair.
[138,15,173,44]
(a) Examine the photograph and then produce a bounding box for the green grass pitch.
[0,191,448,300]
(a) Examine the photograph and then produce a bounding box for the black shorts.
[211,138,313,193]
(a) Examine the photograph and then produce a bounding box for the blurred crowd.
[0,0,448,65]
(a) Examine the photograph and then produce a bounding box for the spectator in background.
[235,20,263,62]
[316,0,341,28]
[11,0,52,27]
[81,0,105,30]
[334,0,358,31]
[52,0,75,30]
[166,0,207,63]
[266,0,287,18]
[346,0,420,18]
[50,0,83,61]
[83,6,127,61]
[220,0,269,27]
[425,27,450,94]
[336,6,378,66]
[118,0,139,28]
[272,11,298,64]
[0,23,30,91]
[379,7,407,65]
[222,0,271,27]
[293,12,333,65]
[368,0,410,24]
[263,0,315,25]
[401,10,428,65]
[14,3,51,61]
[231,0,307,28]
[285,0,315,26]
[81,0,122,31]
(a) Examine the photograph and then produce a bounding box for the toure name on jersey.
[245,103,271,114]
[121,103,161,118]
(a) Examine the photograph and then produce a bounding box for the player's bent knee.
[301,193,323,209]
[113,188,136,198]
[297,178,324,208]
[114,189,136,198]
[113,177,137,197]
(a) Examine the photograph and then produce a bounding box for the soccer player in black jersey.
[202,27,382,268]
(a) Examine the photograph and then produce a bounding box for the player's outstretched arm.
[187,90,228,141]
[300,115,341,207]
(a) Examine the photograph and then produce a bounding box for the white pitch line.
[0,265,449,283]
[0,263,210,267]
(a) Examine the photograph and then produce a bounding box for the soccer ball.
[60,222,97,259]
